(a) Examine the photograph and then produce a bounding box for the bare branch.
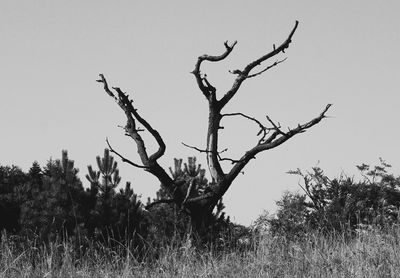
[244,21,298,72]
[261,104,332,151]
[183,178,196,204]
[202,74,216,94]
[225,104,332,185]
[98,74,166,162]
[247,58,287,78]
[222,112,273,144]
[191,41,237,99]
[182,142,228,155]
[106,138,148,169]
[265,115,286,136]
[98,75,176,196]
[115,87,166,161]
[219,21,299,108]
[292,104,332,131]
[182,142,208,153]
[218,156,246,164]
[96,74,117,101]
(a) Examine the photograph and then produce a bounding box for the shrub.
[261,160,400,239]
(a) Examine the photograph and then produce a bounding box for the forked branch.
[222,112,274,144]
[98,74,174,192]
[97,74,166,163]
[219,21,299,108]
[225,104,332,187]
[191,41,237,99]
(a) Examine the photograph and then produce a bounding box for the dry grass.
[1,226,400,277]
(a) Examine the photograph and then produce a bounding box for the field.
[1,226,399,278]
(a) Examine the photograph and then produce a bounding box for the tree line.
[0,150,243,254]
[2,148,400,255]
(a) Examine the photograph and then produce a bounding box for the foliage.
[259,159,400,239]
[0,165,27,233]
[0,150,147,246]
[84,149,147,247]
[18,152,86,241]
[263,192,309,239]
[0,151,247,256]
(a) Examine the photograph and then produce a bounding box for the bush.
[260,160,400,239]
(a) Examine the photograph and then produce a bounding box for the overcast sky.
[1,1,399,225]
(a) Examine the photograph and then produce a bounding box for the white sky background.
[1,1,399,225]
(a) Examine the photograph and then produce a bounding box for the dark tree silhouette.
[20,151,86,240]
[86,149,145,243]
[96,21,331,235]
[86,148,121,230]
[0,164,27,232]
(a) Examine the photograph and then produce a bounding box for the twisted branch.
[191,41,237,99]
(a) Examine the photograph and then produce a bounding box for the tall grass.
[1,226,400,277]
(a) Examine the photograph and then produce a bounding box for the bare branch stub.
[96,74,117,101]
[265,115,286,136]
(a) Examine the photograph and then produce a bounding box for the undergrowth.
[1,225,400,277]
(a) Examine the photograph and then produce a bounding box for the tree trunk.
[189,205,214,242]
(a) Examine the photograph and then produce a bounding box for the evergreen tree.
[86,149,120,232]
[114,181,147,245]
[18,161,46,236]
[86,149,145,242]
[0,165,27,232]
[38,151,85,240]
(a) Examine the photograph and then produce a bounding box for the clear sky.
[1,1,399,225]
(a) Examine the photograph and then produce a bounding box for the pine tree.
[18,162,45,236]
[86,149,125,240]
[114,181,147,244]
[39,151,85,240]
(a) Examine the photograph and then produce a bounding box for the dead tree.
[96,21,331,234]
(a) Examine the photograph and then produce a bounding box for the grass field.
[1,226,399,278]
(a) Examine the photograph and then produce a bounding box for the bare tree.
[96,21,331,233]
